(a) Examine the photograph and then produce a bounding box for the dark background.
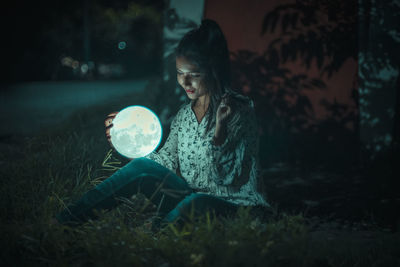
[1,0,399,230]
[1,0,164,83]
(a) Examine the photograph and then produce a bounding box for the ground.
[0,80,399,266]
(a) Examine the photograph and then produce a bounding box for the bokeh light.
[118,41,127,50]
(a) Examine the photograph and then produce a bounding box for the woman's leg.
[162,193,239,226]
[56,158,192,224]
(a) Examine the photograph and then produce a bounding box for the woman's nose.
[183,75,192,85]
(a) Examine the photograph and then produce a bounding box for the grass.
[1,90,399,266]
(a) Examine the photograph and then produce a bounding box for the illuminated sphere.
[110,105,162,158]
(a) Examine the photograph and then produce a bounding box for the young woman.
[56,19,269,227]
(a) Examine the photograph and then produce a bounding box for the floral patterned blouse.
[146,97,269,207]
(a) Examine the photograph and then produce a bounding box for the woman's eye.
[177,72,201,78]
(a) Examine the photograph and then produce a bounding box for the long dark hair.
[176,19,232,134]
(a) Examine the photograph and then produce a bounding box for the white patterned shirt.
[146,99,269,207]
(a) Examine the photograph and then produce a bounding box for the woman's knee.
[181,193,204,204]
[124,157,170,177]
[179,193,238,215]
[96,159,158,193]
[177,193,211,211]
[115,158,159,181]
[124,157,150,170]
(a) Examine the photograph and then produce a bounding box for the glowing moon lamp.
[110,105,162,159]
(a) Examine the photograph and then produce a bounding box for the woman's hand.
[216,93,232,127]
[214,93,232,145]
[104,111,119,148]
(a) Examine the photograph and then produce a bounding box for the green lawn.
[1,90,399,267]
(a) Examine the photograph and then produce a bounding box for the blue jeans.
[56,158,239,226]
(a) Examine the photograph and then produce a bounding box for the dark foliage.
[231,0,358,167]
[261,0,357,76]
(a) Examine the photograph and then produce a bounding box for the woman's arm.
[145,111,181,173]
[212,93,231,146]
[212,123,228,146]
[207,102,259,188]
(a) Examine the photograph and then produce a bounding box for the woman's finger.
[105,124,113,130]
[107,111,119,117]
[104,112,119,126]
[225,105,232,116]
[104,118,114,127]
[220,98,227,107]
[105,124,113,135]
[219,96,232,111]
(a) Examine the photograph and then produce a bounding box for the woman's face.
[176,56,208,101]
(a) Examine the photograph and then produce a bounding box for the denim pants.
[56,157,239,225]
